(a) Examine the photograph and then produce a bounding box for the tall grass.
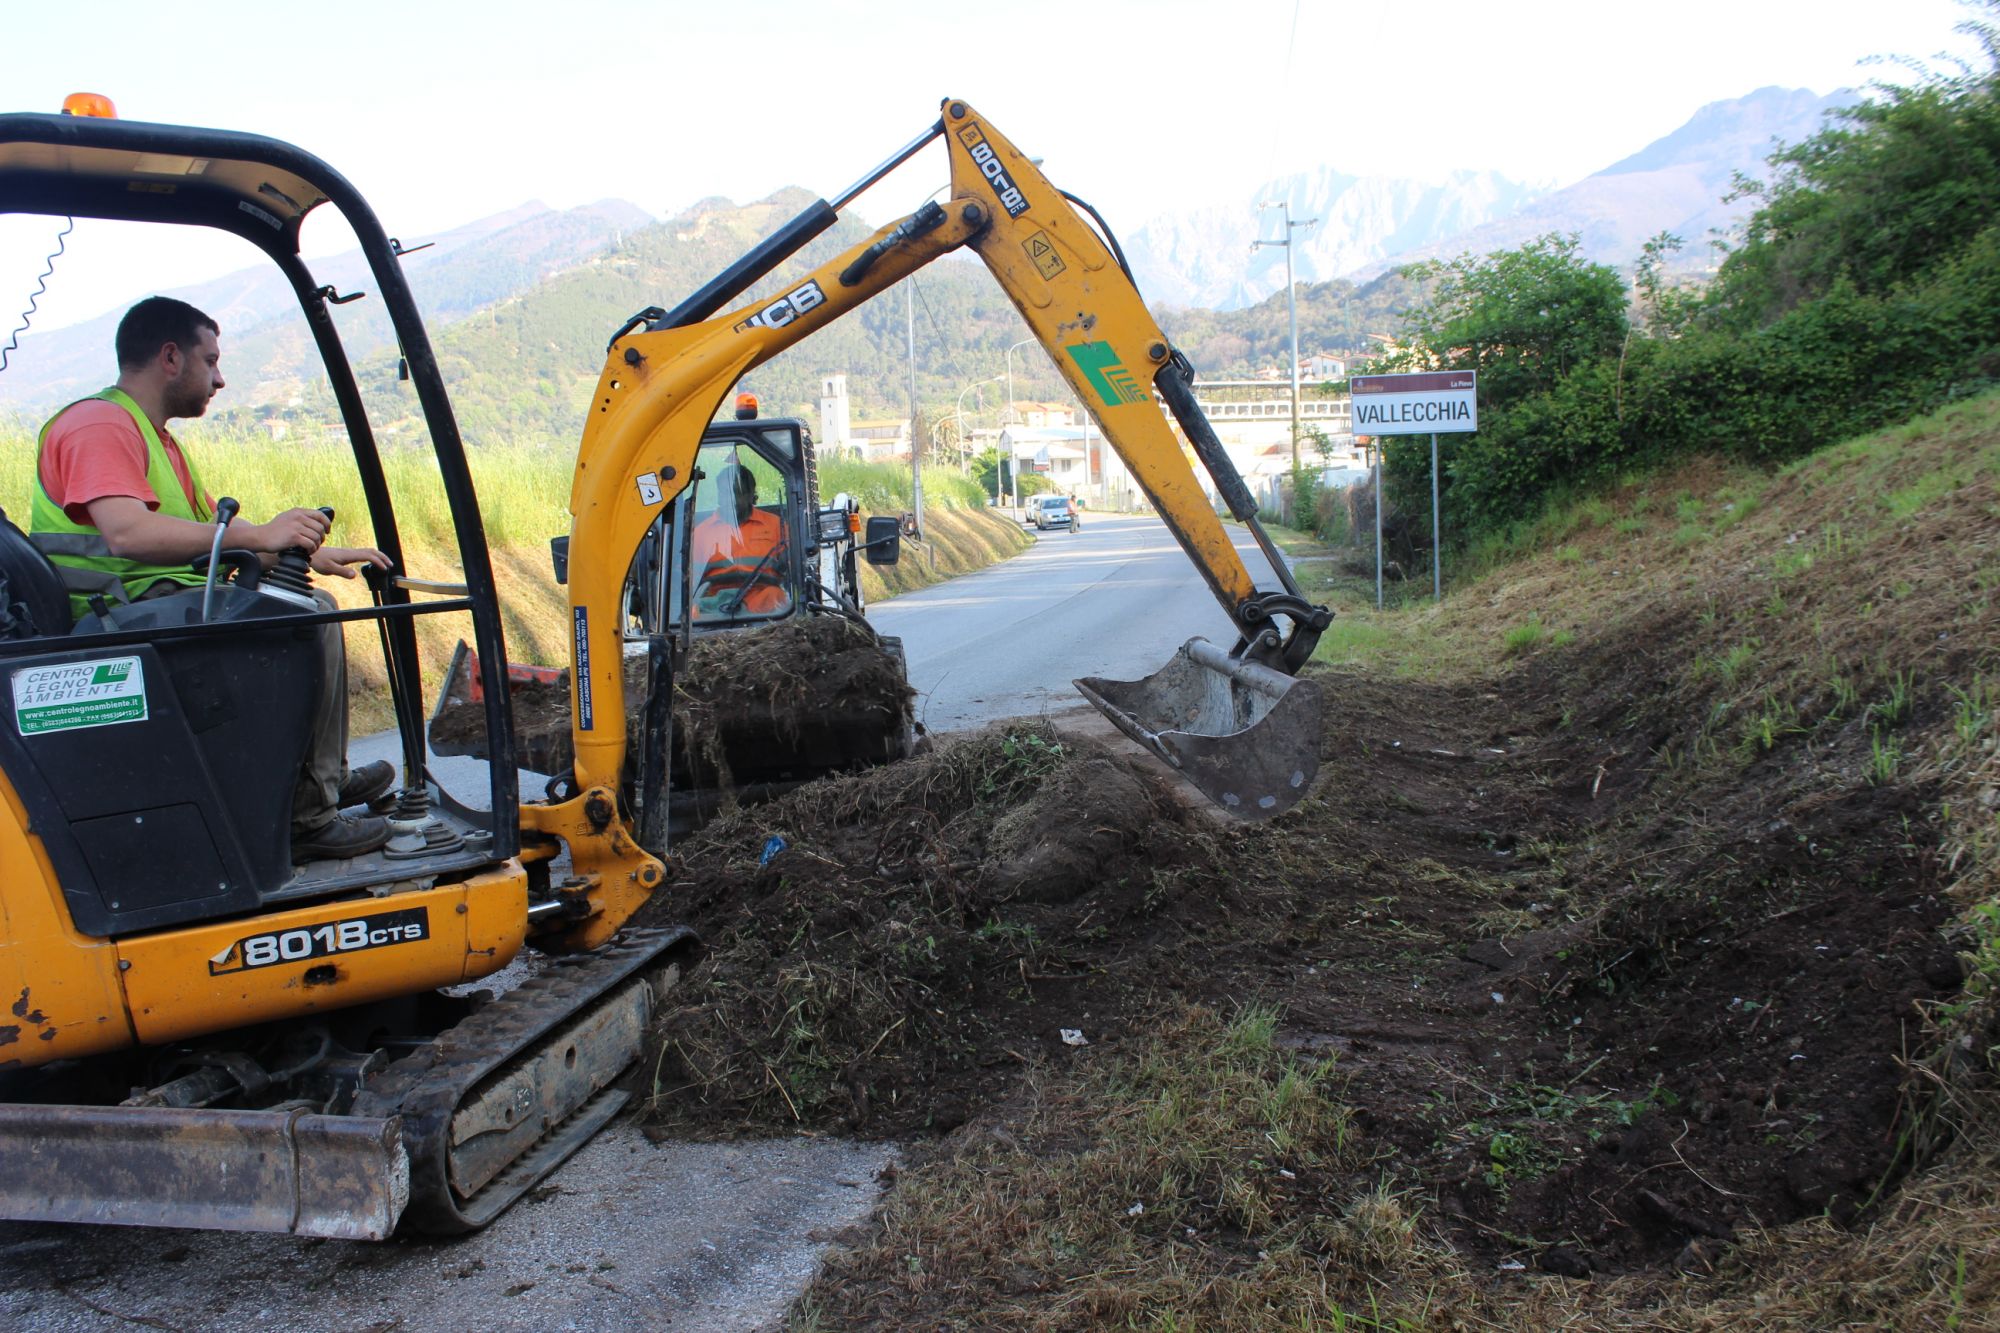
[819,457,989,512]
[0,423,988,558]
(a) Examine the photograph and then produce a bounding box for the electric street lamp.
[1003,337,1037,507]
[955,374,1005,489]
[1252,200,1318,470]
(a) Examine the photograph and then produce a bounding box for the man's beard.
[165,377,211,419]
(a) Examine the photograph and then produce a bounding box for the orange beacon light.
[61,93,117,119]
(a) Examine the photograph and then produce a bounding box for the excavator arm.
[534,99,1331,948]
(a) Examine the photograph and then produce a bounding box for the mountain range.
[1121,85,1854,307]
[0,198,650,414]
[0,85,1856,427]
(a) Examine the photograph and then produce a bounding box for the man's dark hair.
[115,297,219,371]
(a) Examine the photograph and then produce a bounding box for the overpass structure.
[1190,378,1352,438]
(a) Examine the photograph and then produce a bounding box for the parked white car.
[1033,495,1080,531]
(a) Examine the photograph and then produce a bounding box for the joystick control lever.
[262,506,334,609]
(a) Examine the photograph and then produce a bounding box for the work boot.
[338,760,396,809]
[292,813,391,863]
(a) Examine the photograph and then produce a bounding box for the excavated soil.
[636,600,1959,1278]
[429,613,913,786]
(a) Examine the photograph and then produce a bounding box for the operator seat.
[0,508,328,931]
[0,509,75,637]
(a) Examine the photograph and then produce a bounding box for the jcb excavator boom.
[546,99,1330,883]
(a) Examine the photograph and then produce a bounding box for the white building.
[817,374,852,451]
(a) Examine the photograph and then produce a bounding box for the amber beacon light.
[61,92,118,118]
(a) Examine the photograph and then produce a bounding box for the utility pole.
[955,375,1004,483]
[1004,336,1036,508]
[907,282,922,533]
[1252,200,1318,471]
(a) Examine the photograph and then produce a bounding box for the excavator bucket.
[429,630,917,825]
[1075,637,1322,819]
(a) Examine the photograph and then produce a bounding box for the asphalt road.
[873,510,1286,733]
[0,1129,894,1332]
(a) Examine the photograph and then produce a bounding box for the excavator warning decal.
[1024,231,1065,280]
[1065,342,1149,408]
[573,608,594,730]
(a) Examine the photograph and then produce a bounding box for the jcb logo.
[733,279,827,333]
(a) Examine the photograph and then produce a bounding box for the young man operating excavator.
[31,296,396,860]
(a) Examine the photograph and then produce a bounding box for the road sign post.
[1349,371,1478,603]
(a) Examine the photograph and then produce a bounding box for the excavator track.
[351,925,698,1233]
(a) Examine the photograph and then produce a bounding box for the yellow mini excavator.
[0,95,1330,1238]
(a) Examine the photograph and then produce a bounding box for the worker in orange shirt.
[690,461,790,619]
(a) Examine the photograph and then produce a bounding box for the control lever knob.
[267,506,335,600]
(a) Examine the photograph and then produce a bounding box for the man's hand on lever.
[311,545,392,578]
[244,505,331,554]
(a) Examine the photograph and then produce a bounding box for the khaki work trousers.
[292,588,350,835]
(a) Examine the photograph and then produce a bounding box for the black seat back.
[0,509,73,637]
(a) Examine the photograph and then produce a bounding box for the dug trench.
[628,603,1958,1288]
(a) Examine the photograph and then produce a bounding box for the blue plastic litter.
[759,835,787,867]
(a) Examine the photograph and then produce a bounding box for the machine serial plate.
[209,907,431,975]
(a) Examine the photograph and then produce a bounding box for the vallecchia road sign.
[1349,370,1478,435]
[1348,370,1479,608]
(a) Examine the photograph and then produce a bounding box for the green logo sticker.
[12,656,149,735]
[1065,342,1149,408]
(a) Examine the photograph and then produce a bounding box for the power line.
[1261,0,1305,192]
[907,273,961,380]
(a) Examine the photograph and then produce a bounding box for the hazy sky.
[0,0,1982,335]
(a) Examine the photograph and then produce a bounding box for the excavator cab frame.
[0,110,697,1240]
[0,108,524,867]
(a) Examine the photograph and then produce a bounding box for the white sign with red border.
[1350,370,1478,435]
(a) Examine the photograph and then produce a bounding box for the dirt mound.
[636,722,1213,1135]
[640,631,1960,1277]
[429,613,912,786]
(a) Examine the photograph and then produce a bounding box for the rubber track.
[351,925,698,1232]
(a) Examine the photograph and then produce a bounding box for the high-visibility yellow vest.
[30,387,213,619]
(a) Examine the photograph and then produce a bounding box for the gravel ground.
[0,1128,895,1332]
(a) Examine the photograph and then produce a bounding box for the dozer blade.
[1076,636,1321,819]
[0,1104,407,1239]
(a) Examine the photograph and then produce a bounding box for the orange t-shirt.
[38,399,208,525]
